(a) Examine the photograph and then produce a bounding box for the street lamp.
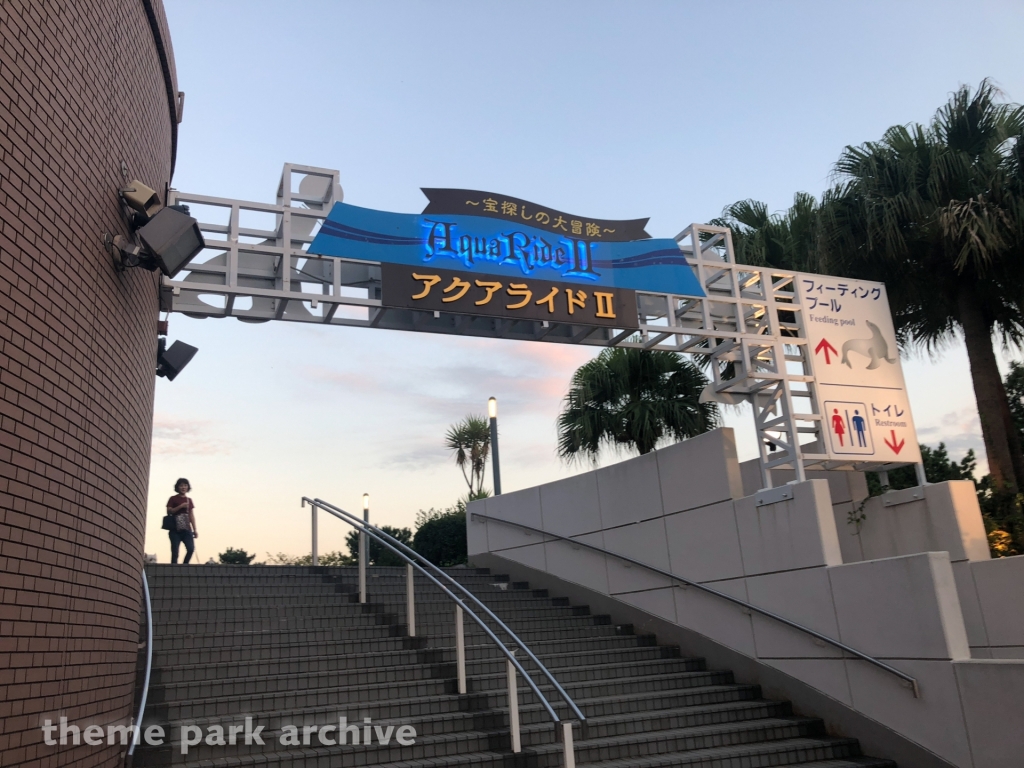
[359,493,369,603]
[488,397,501,496]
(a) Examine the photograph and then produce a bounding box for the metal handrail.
[127,568,154,758]
[471,512,920,698]
[310,496,588,724]
[302,498,575,755]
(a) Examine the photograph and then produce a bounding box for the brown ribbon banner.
[381,263,639,330]
[421,188,651,242]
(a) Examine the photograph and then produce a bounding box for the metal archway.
[164,163,923,488]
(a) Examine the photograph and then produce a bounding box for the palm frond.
[557,348,719,463]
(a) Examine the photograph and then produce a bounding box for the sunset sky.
[146,0,1024,561]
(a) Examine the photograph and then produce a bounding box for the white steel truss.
[165,163,912,487]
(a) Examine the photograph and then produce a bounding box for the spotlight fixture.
[112,204,205,278]
[156,338,198,381]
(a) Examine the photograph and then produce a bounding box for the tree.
[218,547,256,565]
[711,193,823,273]
[867,442,978,493]
[264,551,351,566]
[445,416,491,496]
[557,347,719,461]
[413,505,467,566]
[1004,360,1024,440]
[344,525,413,567]
[819,80,1024,493]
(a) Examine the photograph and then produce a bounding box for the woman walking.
[167,478,198,564]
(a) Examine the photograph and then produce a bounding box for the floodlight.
[137,205,206,277]
[111,204,204,278]
[156,338,198,381]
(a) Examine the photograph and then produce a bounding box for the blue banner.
[308,203,705,297]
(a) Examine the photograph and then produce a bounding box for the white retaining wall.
[468,428,1024,768]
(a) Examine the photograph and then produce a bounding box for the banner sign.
[420,188,650,242]
[381,263,639,329]
[308,202,705,297]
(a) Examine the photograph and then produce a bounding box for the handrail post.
[359,505,367,604]
[455,605,466,694]
[406,563,415,637]
[311,503,318,567]
[561,722,575,768]
[507,655,521,753]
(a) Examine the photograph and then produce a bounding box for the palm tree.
[711,192,823,273]
[557,347,719,462]
[445,415,491,495]
[819,80,1024,492]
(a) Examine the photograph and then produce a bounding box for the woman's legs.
[180,531,195,564]
[169,531,181,564]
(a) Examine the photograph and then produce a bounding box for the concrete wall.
[0,2,177,766]
[741,456,1024,661]
[469,428,1024,768]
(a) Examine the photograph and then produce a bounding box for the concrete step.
[136,735,872,768]
[140,695,788,746]
[149,657,708,703]
[133,715,826,765]
[150,618,629,652]
[149,601,592,622]
[148,592,564,610]
[137,563,894,767]
[149,679,758,723]
[575,744,895,768]
[151,643,690,684]
[151,632,656,667]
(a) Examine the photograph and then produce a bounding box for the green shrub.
[344,525,413,566]
[218,547,256,565]
[413,510,467,566]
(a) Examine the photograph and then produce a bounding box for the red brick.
[0,2,174,766]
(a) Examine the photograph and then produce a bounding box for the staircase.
[137,564,895,768]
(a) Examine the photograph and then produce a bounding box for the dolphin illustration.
[841,320,897,370]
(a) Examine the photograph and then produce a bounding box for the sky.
[146,0,1024,562]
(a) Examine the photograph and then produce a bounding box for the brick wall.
[0,1,176,765]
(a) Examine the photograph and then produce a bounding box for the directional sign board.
[797,275,922,465]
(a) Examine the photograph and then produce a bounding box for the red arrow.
[884,430,905,454]
[815,338,838,364]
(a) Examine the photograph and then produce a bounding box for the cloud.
[302,338,596,421]
[152,415,232,456]
[916,406,985,467]
[379,438,455,470]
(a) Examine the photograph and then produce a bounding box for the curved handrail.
[471,511,920,698]
[302,498,586,726]
[310,497,587,723]
[127,568,154,758]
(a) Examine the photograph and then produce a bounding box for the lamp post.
[488,397,501,496]
[359,493,369,604]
